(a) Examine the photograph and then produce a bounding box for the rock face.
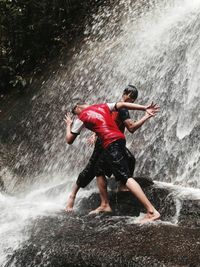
[178,199,200,228]
[78,182,177,222]
[5,185,200,267]
[6,215,200,267]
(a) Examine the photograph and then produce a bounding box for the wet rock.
[5,185,200,267]
[134,176,154,187]
[78,184,177,221]
[107,176,154,191]
[78,184,200,227]
[6,213,200,267]
[0,176,6,192]
[39,177,154,202]
[178,199,200,228]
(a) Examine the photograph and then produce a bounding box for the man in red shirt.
[66,86,147,213]
[65,99,160,223]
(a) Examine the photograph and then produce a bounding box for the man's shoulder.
[118,108,130,121]
[89,103,108,108]
[119,107,130,114]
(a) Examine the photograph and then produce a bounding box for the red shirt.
[78,104,125,148]
[111,111,126,133]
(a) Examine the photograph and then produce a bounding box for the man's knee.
[76,171,95,188]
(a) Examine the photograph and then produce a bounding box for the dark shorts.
[76,139,135,188]
[105,139,132,185]
[76,139,103,188]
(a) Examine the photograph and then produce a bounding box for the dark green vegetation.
[0,0,104,95]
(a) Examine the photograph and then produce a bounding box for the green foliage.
[0,0,74,94]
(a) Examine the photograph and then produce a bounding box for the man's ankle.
[101,203,110,207]
[69,194,76,199]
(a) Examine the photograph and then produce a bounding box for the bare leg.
[126,178,160,223]
[89,175,112,214]
[65,184,80,212]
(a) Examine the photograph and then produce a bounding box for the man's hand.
[144,111,154,118]
[64,113,77,144]
[87,133,97,146]
[146,102,160,117]
[64,113,73,126]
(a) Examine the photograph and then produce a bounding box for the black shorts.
[76,138,103,188]
[76,139,135,188]
[105,139,132,185]
[94,145,135,180]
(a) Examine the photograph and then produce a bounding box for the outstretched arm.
[115,102,159,115]
[116,102,146,111]
[124,111,155,133]
[64,113,78,144]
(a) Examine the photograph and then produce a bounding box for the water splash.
[1,1,200,264]
[43,0,200,187]
[155,181,200,224]
[0,182,68,266]
[1,0,200,189]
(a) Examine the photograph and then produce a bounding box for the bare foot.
[89,205,112,214]
[139,209,160,224]
[65,194,75,212]
[65,207,74,212]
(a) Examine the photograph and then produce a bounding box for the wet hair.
[123,85,138,100]
[71,101,87,114]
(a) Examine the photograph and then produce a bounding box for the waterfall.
[1,0,200,190]
[34,0,200,188]
[0,0,200,265]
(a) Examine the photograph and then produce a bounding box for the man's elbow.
[127,125,137,133]
[128,128,135,134]
[66,137,74,145]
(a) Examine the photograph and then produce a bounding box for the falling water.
[0,0,200,265]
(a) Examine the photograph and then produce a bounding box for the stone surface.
[178,199,200,228]
[77,185,177,222]
[5,185,200,267]
[6,214,200,267]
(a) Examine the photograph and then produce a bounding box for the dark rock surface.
[0,176,6,192]
[178,199,200,228]
[6,215,200,267]
[78,183,177,222]
[5,185,200,267]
